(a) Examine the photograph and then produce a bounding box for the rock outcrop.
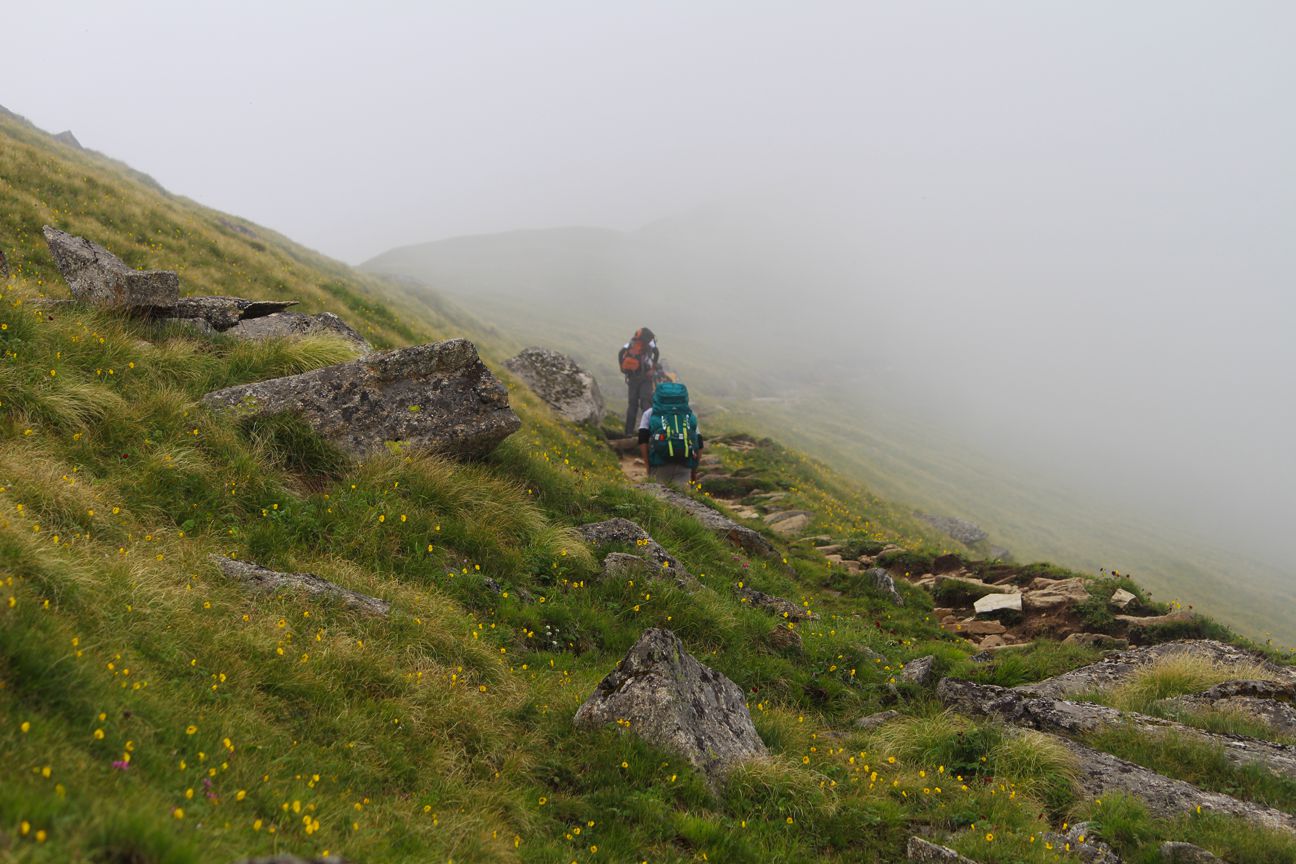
[573,628,766,788]
[642,483,776,557]
[901,656,936,687]
[1017,640,1296,699]
[504,347,604,425]
[223,310,371,353]
[43,225,179,309]
[576,518,693,583]
[735,586,816,621]
[1164,680,1296,738]
[203,338,519,459]
[763,510,811,536]
[209,556,389,616]
[170,296,298,331]
[937,677,1296,780]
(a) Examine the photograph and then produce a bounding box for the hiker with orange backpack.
[618,327,660,435]
[637,381,703,489]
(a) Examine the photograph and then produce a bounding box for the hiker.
[638,381,703,489]
[618,327,660,435]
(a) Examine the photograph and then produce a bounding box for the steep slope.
[3,107,1295,864]
[361,219,1296,646]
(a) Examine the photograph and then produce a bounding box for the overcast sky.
[5,2,1294,583]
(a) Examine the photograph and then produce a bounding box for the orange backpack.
[620,329,652,376]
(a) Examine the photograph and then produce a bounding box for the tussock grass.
[1107,653,1284,713]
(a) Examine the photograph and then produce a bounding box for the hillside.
[361,222,1296,646]
[4,107,1296,864]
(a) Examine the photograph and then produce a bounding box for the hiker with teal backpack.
[637,381,703,489]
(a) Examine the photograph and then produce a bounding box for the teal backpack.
[647,382,700,468]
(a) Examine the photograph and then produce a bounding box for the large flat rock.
[573,628,766,788]
[44,225,178,309]
[202,338,519,459]
[223,310,371,353]
[644,483,776,556]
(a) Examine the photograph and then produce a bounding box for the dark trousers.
[625,377,655,435]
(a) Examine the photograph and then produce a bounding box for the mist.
[5,2,1293,628]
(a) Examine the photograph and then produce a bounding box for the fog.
[5,2,1294,626]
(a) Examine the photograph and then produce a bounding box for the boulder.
[576,518,692,582]
[504,346,604,425]
[767,512,811,536]
[973,593,1022,616]
[866,567,905,606]
[203,339,519,460]
[223,310,371,353]
[642,483,775,557]
[209,556,389,616]
[763,509,811,526]
[736,586,817,621]
[1159,842,1226,863]
[906,837,981,863]
[169,296,297,331]
[901,655,936,687]
[1110,588,1138,609]
[1040,823,1123,864]
[43,225,179,309]
[598,552,657,582]
[573,628,766,788]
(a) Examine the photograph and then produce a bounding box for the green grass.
[4,106,1295,863]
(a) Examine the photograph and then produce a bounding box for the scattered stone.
[504,346,604,425]
[955,619,1007,637]
[978,635,1008,649]
[917,512,988,545]
[1159,841,1226,863]
[224,310,371,353]
[867,567,905,606]
[973,593,1022,616]
[576,518,692,582]
[203,338,518,460]
[1110,588,1138,609]
[170,296,297,331]
[735,586,816,621]
[573,628,766,789]
[1022,577,1091,611]
[855,709,903,731]
[901,656,936,687]
[209,555,389,616]
[1063,632,1129,650]
[43,225,179,309]
[1018,640,1296,699]
[643,483,775,557]
[1116,610,1198,629]
[906,837,981,863]
[937,677,1296,780]
[817,544,844,555]
[763,510,812,536]
[767,624,803,654]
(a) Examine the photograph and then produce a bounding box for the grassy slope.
[2,110,1295,864]
[362,229,1296,646]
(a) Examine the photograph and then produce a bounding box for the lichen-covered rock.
[867,567,905,605]
[901,655,936,687]
[573,628,766,788]
[1164,680,1296,738]
[224,310,371,353]
[170,296,297,331]
[576,518,692,582]
[906,837,982,863]
[643,483,776,557]
[598,552,657,582]
[504,346,604,425]
[202,338,519,459]
[43,225,178,309]
[209,556,389,616]
[767,623,803,653]
[1159,841,1226,863]
[735,586,816,621]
